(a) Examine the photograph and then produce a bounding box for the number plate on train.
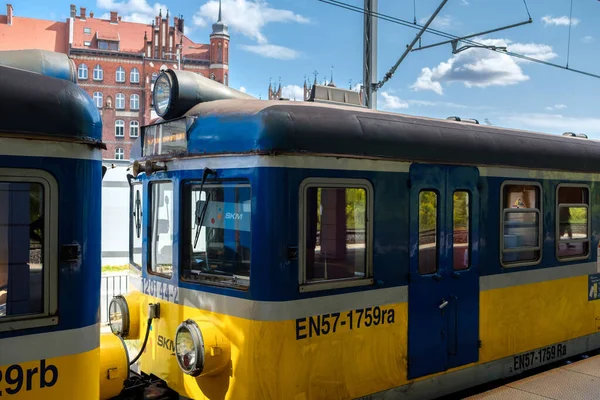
[509,343,567,374]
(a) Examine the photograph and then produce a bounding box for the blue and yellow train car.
[0,49,128,400]
[110,69,600,400]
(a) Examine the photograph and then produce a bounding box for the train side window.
[181,181,251,289]
[129,182,142,269]
[149,181,173,278]
[557,184,590,261]
[500,182,542,267]
[418,190,438,274]
[299,178,374,292]
[453,191,470,271]
[0,169,58,332]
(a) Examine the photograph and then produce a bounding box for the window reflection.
[305,187,367,282]
[418,190,438,275]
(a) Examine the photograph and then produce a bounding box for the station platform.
[456,351,600,399]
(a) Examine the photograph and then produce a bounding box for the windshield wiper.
[193,168,216,248]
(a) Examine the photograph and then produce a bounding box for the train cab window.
[149,181,173,278]
[129,182,142,268]
[181,181,251,289]
[500,182,542,267]
[0,170,58,331]
[299,178,373,292]
[453,191,470,271]
[418,191,438,274]
[557,185,590,260]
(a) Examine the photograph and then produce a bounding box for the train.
[2,48,600,400]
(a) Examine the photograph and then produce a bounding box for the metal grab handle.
[439,299,449,309]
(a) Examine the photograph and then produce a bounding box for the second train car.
[109,68,600,399]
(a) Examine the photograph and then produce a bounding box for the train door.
[407,163,480,379]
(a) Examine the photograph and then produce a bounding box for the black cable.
[522,0,532,20]
[130,318,152,365]
[413,0,416,24]
[566,0,574,68]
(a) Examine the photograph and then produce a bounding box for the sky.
[12,0,600,138]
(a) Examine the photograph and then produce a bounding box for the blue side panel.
[407,164,480,379]
[140,165,412,302]
[445,166,480,370]
[0,155,102,339]
[407,164,447,378]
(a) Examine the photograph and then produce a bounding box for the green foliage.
[418,191,469,232]
[345,188,366,229]
[102,264,129,273]
[419,191,438,232]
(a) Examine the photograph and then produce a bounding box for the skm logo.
[225,213,243,220]
[0,359,58,396]
[157,335,174,352]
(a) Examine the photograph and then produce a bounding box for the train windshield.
[182,181,251,288]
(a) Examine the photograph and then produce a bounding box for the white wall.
[101,163,130,266]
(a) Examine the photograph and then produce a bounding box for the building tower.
[209,0,229,85]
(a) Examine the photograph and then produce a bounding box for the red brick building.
[0,2,230,160]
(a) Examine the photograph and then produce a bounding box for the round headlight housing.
[153,73,172,117]
[175,320,204,377]
[108,295,130,338]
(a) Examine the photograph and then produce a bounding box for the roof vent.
[447,116,479,124]
[563,132,588,139]
[308,84,365,107]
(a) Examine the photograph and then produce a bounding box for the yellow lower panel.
[128,297,408,400]
[0,348,99,399]
[128,274,600,399]
[480,274,600,362]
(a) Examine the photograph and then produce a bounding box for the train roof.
[0,63,103,146]
[151,98,600,174]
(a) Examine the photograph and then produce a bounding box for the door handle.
[439,299,449,309]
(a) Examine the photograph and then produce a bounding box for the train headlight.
[175,320,204,377]
[153,73,172,117]
[108,295,130,338]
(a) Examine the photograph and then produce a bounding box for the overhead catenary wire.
[318,0,600,82]
[566,0,574,68]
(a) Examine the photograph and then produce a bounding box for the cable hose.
[130,318,152,365]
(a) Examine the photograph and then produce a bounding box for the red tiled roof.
[0,16,67,52]
[72,17,150,53]
[72,16,209,61]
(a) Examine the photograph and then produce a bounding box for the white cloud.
[545,104,567,111]
[581,36,595,44]
[240,44,300,60]
[96,0,167,23]
[380,92,409,111]
[411,38,557,95]
[419,14,454,29]
[239,86,247,93]
[193,0,308,44]
[281,85,305,101]
[499,113,600,138]
[541,15,580,27]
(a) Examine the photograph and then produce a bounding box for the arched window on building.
[115,120,124,137]
[217,42,223,64]
[78,63,88,79]
[116,66,125,83]
[130,94,139,110]
[93,92,103,108]
[93,64,103,81]
[130,67,140,83]
[130,121,139,137]
[115,93,125,109]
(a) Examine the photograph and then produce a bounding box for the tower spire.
[218,0,222,22]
